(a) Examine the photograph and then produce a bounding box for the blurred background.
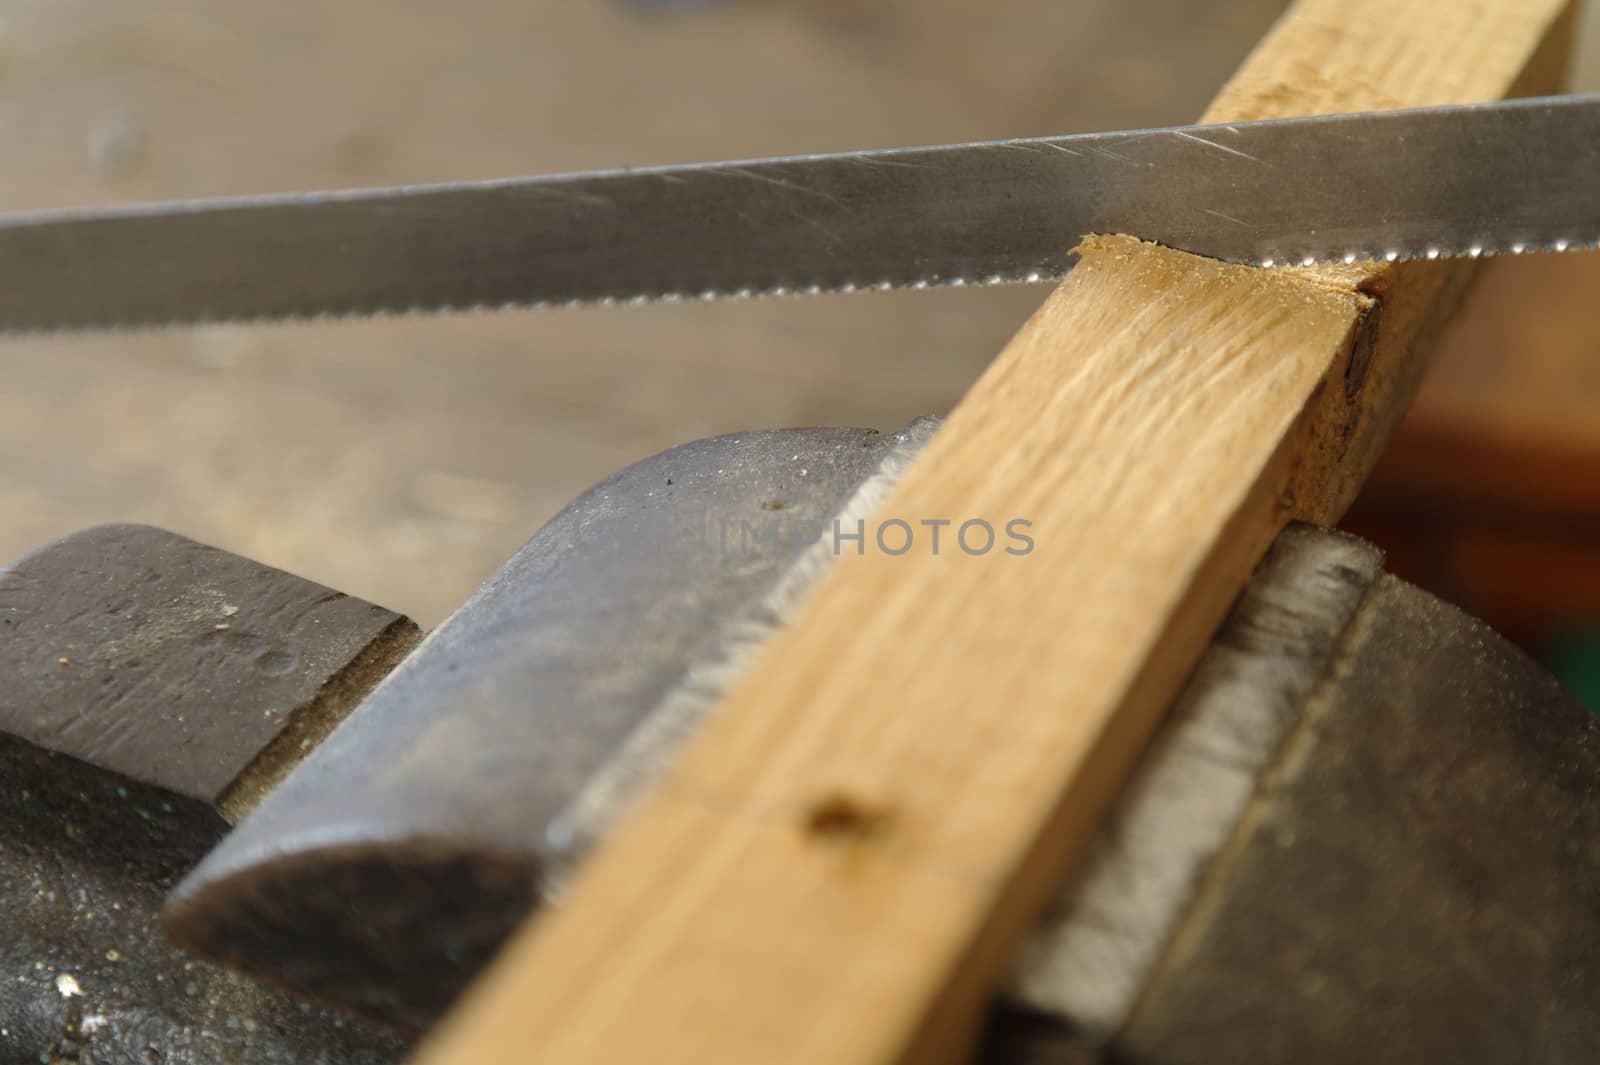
[0,1,1597,701]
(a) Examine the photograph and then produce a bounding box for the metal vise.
[2,418,1597,1065]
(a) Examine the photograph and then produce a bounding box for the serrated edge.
[3,236,1596,335]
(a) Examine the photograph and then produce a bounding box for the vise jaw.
[3,421,1599,1065]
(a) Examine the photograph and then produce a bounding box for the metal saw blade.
[1,93,1596,331]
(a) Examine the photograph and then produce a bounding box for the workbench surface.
[0,0,1594,625]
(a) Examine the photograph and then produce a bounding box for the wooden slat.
[418,2,1578,1063]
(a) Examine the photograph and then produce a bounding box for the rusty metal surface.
[1114,574,1600,1065]
[0,523,417,806]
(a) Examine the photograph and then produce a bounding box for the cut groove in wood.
[416,2,1578,1063]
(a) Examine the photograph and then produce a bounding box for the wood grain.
[418,2,1578,1063]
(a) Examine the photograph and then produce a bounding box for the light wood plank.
[418,2,1578,1063]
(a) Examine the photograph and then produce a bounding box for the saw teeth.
[2,237,1593,335]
